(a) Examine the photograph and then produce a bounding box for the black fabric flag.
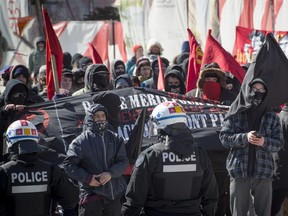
[125,108,147,164]
[227,33,288,118]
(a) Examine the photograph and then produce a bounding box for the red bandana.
[202,81,221,101]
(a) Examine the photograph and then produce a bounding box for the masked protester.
[63,103,128,216]
[219,78,283,216]
[186,62,237,105]
[122,101,218,216]
[0,79,29,162]
[0,120,79,215]
[72,64,110,96]
[164,66,186,94]
[9,64,45,104]
[109,59,126,90]
[28,37,46,76]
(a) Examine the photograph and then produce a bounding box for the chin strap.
[165,135,169,147]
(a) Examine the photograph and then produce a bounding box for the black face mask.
[115,70,125,77]
[91,74,109,91]
[167,84,181,93]
[9,92,27,105]
[92,120,108,133]
[249,91,266,107]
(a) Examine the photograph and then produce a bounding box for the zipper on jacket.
[101,134,115,200]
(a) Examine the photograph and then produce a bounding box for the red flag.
[88,42,103,64]
[202,30,245,83]
[157,56,165,91]
[186,29,203,92]
[42,8,63,100]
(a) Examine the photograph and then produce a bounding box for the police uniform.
[122,101,218,216]
[0,120,78,216]
[0,155,78,215]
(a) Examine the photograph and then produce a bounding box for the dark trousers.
[214,172,231,216]
[271,188,288,216]
[79,197,121,216]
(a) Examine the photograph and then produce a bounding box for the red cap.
[132,44,142,54]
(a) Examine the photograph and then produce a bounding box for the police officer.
[0,120,79,216]
[121,101,218,216]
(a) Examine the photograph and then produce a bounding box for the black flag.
[125,108,147,164]
[226,33,288,118]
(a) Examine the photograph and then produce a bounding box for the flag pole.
[51,55,60,94]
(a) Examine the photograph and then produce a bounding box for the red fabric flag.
[88,42,103,64]
[186,29,203,92]
[157,56,165,91]
[202,30,245,83]
[42,8,63,100]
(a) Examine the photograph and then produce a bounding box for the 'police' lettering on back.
[162,152,197,173]
[10,171,48,194]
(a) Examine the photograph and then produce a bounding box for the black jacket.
[0,154,78,216]
[122,125,218,216]
[64,104,128,200]
[0,80,29,162]
[273,105,288,190]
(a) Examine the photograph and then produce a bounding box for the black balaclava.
[164,68,186,94]
[85,64,109,92]
[4,80,29,105]
[248,79,267,107]
[92,92,121,132]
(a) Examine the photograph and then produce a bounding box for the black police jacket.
[122,131,218,216]
[0,154,78,216]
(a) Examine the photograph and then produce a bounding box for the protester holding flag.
[122,101,218,215]
[220,79,283,215]
[52,68,74,99]
[63,103,128,216]
[186,62,236,105]
[219,33,288,215]
[72,64,110,96]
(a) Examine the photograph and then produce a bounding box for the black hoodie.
[0,80,29,162]
[164,68,186,94]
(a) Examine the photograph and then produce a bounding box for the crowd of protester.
[0,36,288,216]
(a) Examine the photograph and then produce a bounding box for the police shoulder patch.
[135,154,144,168]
